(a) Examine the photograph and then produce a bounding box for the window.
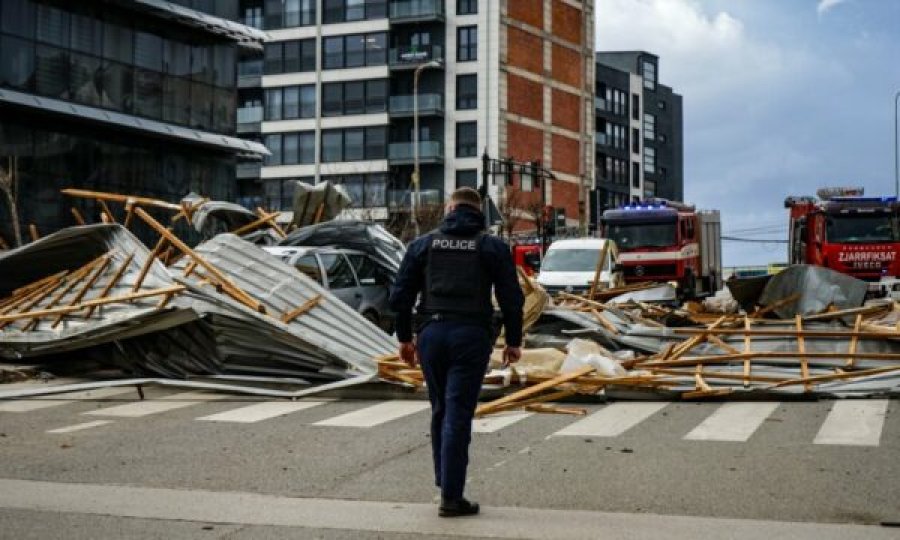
[632,128,639,154]
[344,128,365,161]
[1,0,35,39]
[658,100,666,110]
[265,85,314,120]
[324,173,386,207]
[319,254,357,289]
[323,0,386,23]
[458,0,478,15]
[265,39,315,74]
[323,33,386,69]
[265,134,283,165]
[36,5,69,47]
[456,74,477,109]
[632,93,639,120]
[265,87,283,120]
[294,254,323,284]
[632,162,640,188]
[265,0,316,29]
[283,132,300,164]
[320,126,387,162]
[263,132,315,165]
[457,26,477,62]
[642,60,656,90]
[456,122,477,157]
[644,147,655,174]
[456,169,477,189]
[643,113,655,140]
[347,254,385,285]
[364,125,387,159]
[0,36,35,91]
[322,79,388,116]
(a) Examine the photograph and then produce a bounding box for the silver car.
[263,246,395,333]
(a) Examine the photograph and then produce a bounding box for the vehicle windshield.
[826,214,899,243]
[606,222,677,249]
[541,248,601,272]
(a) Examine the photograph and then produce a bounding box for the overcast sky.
[595,0,900,267]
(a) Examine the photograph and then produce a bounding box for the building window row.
[322,79,387,116]
[598,155,628,187]
[323,0,387,24]
[263,176,314,210]
[597,120,626,150]
[456,121,477,158]
[643,146,656,174]
[265,84,316,120]
[457,0,478,15]
[596,84,626,116]
[456,169,477,188]
[324,172,387,207]
[323,32,387,69]
[264,0,316,29]
[321,125,388,162]
[642,59,656,90]
[456,73,477,110]
[643,113,655,140]
[264,39,316,74]
[457,26,477,62]
[632,162,641,188]
[264,131,316,165]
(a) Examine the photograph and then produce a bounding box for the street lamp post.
[412,59,442,236]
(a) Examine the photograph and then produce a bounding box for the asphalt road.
[0,382,897,539]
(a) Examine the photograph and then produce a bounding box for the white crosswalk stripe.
[197,401,325,423]
[551,402,668,438]
[0,387,138,413]
[313,400,429,428]
[47,420,115,434]
[473,411,533,433]
[684,402,780,442]
[813,399,889,446]
[83,391,225,418]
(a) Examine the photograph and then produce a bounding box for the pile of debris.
[0,188,395,399]
[380,265,900,416]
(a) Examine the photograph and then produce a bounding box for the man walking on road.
[389,187,525,517]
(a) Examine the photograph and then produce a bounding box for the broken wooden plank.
[50,255,114,328]
[0,285,187,323]
[845,314,862,369]
[523,404,587,416]
[281,295,323,323]
[796,315,810,391]
[85,253,135,319]
[70,207,87,226]
[475,366,595,417]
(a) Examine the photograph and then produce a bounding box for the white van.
[536,238,623,295]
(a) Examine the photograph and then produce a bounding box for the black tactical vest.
[419,231,492,319]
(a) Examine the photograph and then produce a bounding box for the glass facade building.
[0,0,266,244]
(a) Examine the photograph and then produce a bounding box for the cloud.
[817,0,848,16]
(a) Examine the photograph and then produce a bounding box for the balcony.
[238,60,262,88]
[387,189,444,209]
[236,162,262,180]
[595,132,608,146]
[388,141,443,164]
[389,0,445,23]
[389,94,443,117]
[236,106,263,134]
[389,45,443,69]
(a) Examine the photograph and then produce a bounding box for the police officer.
[389,187,524,518]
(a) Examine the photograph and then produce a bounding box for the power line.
[722,236,788,244]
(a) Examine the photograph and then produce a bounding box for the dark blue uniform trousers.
[416,321,492,500]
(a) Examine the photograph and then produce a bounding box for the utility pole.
[411,59,442,237]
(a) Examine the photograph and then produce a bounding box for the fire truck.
[784,187,900,296]
[601,199,722,297]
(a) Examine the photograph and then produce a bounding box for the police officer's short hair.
[450,187,482,209]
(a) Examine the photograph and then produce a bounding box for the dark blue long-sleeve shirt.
[389,205,525,347]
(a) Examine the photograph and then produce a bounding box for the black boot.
[439,497,480,517]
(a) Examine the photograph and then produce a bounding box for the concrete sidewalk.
[0,478,895,540]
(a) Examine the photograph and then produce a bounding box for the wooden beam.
[589,309,619,335]
[770,365,900,389]
[0,271,72,329]
[256,207,287,238]
[796,315,810,391]
[61,188,182,212]
[132,236,168,292]
[0,285,186,323]
[477,389,577,417]
[588,240,610,299]
[134,207,265,314]
[281,295,323,323]
[85,253,135,319]
[98,200,117,224]
[28,224,39,242]
[845,314,862,368]
[231,211,281,237]
[636,350,900,369]
[751,293,800,318]
[743,317,752,387]
[50,255,114,328]
[70,207,87,226]
[524,404,587,416]
[666,327,900,340]
[475,366,595,417]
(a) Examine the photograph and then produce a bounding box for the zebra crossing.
[0,389,894,447]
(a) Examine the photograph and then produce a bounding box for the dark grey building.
[0,0,267,243]
[591,51,683,228]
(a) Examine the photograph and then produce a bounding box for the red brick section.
[551,0,582,45]
[552,180,581,219]
[552,134,580,176]
[551,89,580,132]
[551,44,581,88]
[508,0,544,29]
[507,121,544,163]
[508,74,544,122]
[507,26,544,76]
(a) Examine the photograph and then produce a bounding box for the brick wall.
[507,121,544,163]
[552,134,580,176]
[551,0,583,45]
[508,74,544,122]
[507,26,544,76]
[508,0,544,29]
[551,44,581,88]
[552,89,580,132]
[552,180,581,217]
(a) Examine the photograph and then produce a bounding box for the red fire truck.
[784,187,900,296]
[601,199,722,297]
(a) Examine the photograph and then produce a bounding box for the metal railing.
[389,45,443,67]
[237,106,263,124]
[389,0,444,20]
[387,189,444,208]
[388,94,443,115]
[388,141,443,161]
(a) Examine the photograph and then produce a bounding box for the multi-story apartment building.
[236,0,595,230]
[0,0,267,243]
[591,51,683,228]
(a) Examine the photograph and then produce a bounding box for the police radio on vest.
[432,238,477,250]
